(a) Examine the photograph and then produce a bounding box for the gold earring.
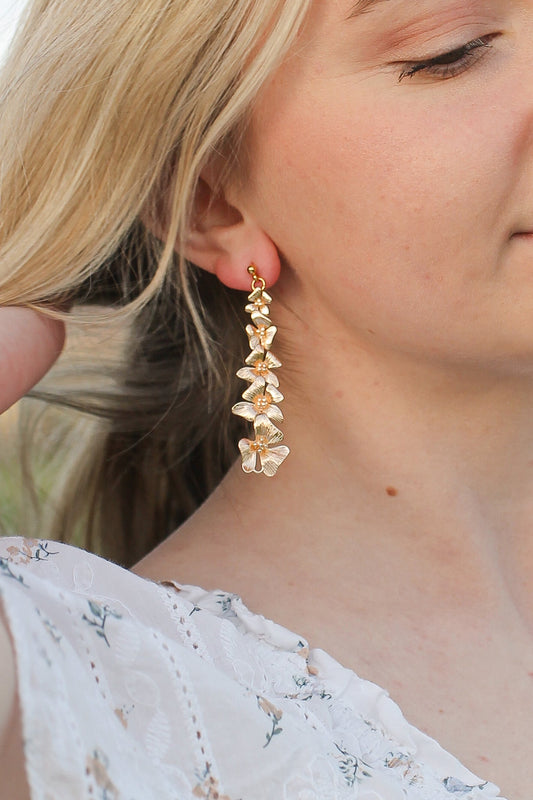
[231,264,290,476]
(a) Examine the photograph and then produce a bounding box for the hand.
[0,308,66,415]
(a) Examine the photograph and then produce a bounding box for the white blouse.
[0,536,504,800]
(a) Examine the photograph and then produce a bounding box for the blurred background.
[0,2,131,545]
[0,0,26,63]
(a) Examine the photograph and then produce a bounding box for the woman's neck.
[138,304,533,630]
[189,316,533,628]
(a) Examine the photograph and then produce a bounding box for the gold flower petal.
[245,324,262,350]
[246,348,282,369]
[242,378,266,402]
[238,439,258,473]
[247,287,273,306]
[265,405,284,424]
[261,445,290,477]
[254,414,284,444]
[262,325,277,350]
[243,350,281,385]
[245,322,278,351]
[266,374,280,388]
[236,367,260,384]
[250,312,272,326]
[264,351,282,369]
[245,347,267,366]
[266,385,284,403]
[231,401,257,422]
[245,302,270,316]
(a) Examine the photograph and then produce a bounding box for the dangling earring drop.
[231,264,289,476]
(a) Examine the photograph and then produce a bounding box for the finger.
[0,308,66,415]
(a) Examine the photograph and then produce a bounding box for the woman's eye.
[397,34,499,83]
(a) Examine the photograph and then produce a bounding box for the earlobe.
[186,227,281,291]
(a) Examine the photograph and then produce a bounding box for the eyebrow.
[346,0,392,19]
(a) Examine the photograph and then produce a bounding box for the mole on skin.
[386,487,398,497]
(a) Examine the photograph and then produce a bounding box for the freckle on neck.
[386,487,398,497]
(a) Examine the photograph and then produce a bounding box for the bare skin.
[136,2,533,797]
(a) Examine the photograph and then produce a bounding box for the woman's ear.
[185,167,281,290]
[145,164,280,290]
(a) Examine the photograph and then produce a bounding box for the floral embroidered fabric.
[0,537,505,800]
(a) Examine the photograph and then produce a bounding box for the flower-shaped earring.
[232,265,290,476]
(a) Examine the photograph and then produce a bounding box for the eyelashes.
[397,34,500,83]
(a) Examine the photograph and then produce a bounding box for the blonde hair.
[0,0,311,564]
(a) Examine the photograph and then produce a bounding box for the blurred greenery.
[0,405,63,539]
[0,454,22,535]
[0,408,22,536]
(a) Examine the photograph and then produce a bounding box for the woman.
[0,0,530,796]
